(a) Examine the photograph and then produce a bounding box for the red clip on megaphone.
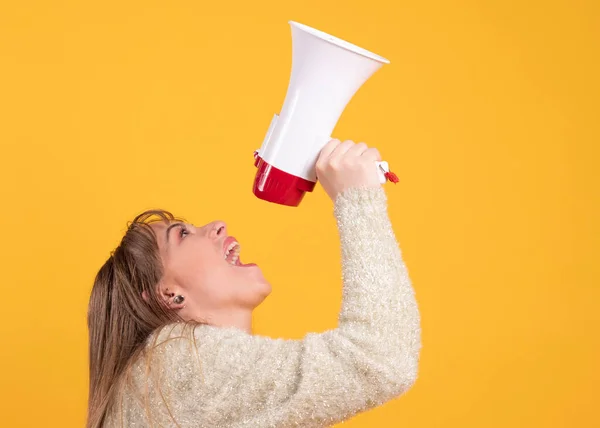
[253,21,398,207]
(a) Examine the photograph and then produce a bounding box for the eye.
[179,226,190,238]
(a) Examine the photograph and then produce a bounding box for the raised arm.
[135,141,422,428]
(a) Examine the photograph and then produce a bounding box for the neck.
[195,308,253,334]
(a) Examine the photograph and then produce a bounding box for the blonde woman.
[86,139,422,427]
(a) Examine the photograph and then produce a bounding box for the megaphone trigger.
[377,161,399,185]
[385,170,400,184]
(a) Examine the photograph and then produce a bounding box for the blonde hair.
[86,210,193,428]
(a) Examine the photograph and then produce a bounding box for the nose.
[208,221,227,240]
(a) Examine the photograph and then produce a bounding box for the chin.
[244,279,271,310]
[253,279,272,305]
[234,265,271,307]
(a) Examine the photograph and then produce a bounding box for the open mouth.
[224,238,242,266]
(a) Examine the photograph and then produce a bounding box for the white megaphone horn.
[253,21,397,207]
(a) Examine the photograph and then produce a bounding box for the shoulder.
[134,323,274,391]
[129,323,218,392]
[142,323,257,364]
[148,322,253,347]
[144,323,301,370]
[141,322,303,374]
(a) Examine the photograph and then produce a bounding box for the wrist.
[334,186,387,211]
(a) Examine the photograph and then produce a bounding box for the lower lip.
[238,262,257,268]
[232,257,256,268]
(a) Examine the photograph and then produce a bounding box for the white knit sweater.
[105,187,422,427]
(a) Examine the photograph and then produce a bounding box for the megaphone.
[252,21,397,207]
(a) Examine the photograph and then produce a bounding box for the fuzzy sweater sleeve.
[120,187,421,428]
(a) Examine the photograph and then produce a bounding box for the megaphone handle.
[376,161,399,184]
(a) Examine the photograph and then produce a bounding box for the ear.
[158,284,176,303]
[155,282,188,310]
[141,289,167,303]
[141,283,177,305]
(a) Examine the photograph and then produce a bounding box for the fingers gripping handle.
[256,114,398,185]
[254,151,399,185]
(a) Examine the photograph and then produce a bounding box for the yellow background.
[0,0,598,427]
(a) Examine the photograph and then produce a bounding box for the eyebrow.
[165,222,184,243]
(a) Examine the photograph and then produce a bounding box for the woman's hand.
[316,139,382,201]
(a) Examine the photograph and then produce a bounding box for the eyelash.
[179,226,189,238]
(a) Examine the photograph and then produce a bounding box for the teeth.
[224,241,240,263]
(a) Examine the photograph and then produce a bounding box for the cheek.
[172,245,223,285]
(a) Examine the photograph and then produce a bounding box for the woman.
[87,139,422,428]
